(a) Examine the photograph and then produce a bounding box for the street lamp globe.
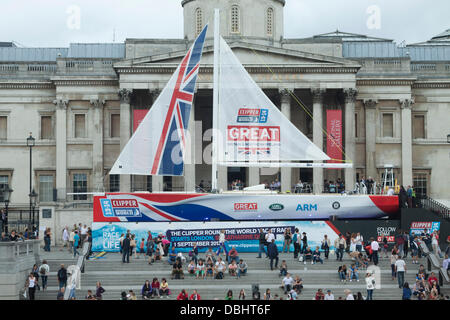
[29,189,38,206]
[3,185,13,204]
[26,132,35,147]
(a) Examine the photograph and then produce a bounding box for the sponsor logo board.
[269,203,284,211]
[234,203,258,211]
[100,198,141,218]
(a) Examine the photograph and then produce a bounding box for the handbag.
[299,256,304,262]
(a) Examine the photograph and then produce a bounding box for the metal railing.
[64,242,90,300]
[418,240,449,287]
[418,195,450,220]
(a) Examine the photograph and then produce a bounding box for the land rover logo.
[269,203,284,211]
[332,201,340,210]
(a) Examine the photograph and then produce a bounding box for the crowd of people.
[20,221,449,301]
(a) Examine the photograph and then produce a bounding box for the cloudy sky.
[1,0,449,47]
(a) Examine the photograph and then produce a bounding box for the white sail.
[110,25,208,176]
[217,37,331,165]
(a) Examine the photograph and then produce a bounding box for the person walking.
[69,228,75,253]
[96,281,105,300]
[122,234,131,263]
[301,232,308,254]
[39,260,50,291]
[73,230,80,258]
[267,239,279,271]
[355,232,364,252]
[335,234,346,261]
[370,237,380,266]
[57,264,67,289]
[43,228,51,252]
[365,272,375,300]
[395,256,407,288]
[216,230,228,257]
[61,227,69,251]
[321,235,331,259]
[257,229,268,258]
[292,228,301,259]
[26,273,37,300]
[282,228,292,253]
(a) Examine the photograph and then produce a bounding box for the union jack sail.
[110,25,208,176]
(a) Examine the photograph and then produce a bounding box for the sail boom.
[218,162,353,168]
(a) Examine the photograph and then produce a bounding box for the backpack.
[39,266,46,275]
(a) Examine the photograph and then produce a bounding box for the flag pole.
[212,8,220,192]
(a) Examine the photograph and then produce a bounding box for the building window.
[231,5,240,34]
[40,115,54,139]
[0,175,8,202]
[0,116,6,140]
[413,172,428,197]
[266,8,274,36]
[111,114,120,138]
[354,113,358,138]
[74,114,86,138]
[382,113,394,137]
[195,8,203,36]
[146,175,152,192]
[109,174,120,192]
[39,175,54,202]
[413,114,425,139]
[73,173,87,200]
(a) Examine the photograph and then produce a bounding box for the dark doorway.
[228,167,246,190]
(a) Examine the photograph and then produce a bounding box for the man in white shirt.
[395,257,407,288]
[61,227,69,251]
[324,290,334,300]
[80,224,88,244]
[266,230,275,244]
[355,232,363,252]
[215,257,226,279]
[370,237,380,266]
[387,187,395,196]
[282,273,294,294]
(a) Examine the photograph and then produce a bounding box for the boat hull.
[93,193,399,222]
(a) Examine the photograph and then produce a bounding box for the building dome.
[181,0,285,42]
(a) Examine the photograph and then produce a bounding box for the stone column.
[184,99,196,192]
[90,99,105,192]
[53,99,68,200]
[400,98,414,187]
[344,89,357,192]
[118,89,132,192]
[280,89,292,192]
[150,89,164,192]
[364,99,378,180]
[312,89,325,194]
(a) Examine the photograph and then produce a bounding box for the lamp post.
[2,185,13,234]
[26,133,35,228]
[29,190,37,236]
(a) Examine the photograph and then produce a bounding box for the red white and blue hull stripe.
[94,193,399,223]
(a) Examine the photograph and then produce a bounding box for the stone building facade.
[0,0,449,237]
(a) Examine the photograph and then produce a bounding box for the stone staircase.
[31,250,449,300]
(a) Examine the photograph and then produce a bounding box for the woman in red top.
[315,289,325,300]
[151,277,160,298]
[177,289,189,300]
[189,289,201,300]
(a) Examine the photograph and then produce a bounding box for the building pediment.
[114,40,360,74]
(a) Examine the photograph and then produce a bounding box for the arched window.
[266,8,274,36]
[231,5,240,34]
[195,8,203,36]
